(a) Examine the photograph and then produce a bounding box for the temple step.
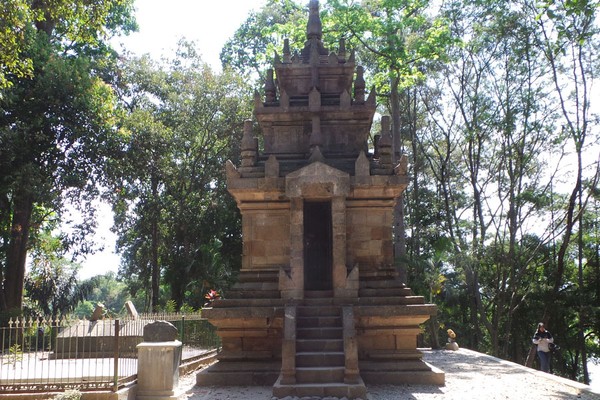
[296,366,345,383]
[296,351,344,367]
[226,290,280,299]
[303,290,333,298]
[237,269,279,282]
[297,338,343,352]
[231,281,279,290]
[272,379,368,399]
[360,279,409,289]
[297,327,343,340]
[297,304,339,317]
[359,268,399,280]
[359,287,414,297]
[357,296,425,306]
[297,315,341,327]
[274,300,367,399]
[210,298,283,307]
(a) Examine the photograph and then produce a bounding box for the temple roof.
[237,0,398,178]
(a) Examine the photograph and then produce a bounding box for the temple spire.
[307,0,322,40]
[300,0,328,63]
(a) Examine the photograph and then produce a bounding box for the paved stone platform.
[177,348,600,400]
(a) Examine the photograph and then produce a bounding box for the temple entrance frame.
[283,162,353,300]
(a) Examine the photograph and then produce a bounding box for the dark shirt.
[534,331,553,341]
[533,330,554,352]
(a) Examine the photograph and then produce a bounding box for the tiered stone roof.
[238,0,402,179]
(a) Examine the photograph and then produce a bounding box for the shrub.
[55,390,81,400]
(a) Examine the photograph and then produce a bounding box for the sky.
[113,0,267,67]
[78,0,267,280]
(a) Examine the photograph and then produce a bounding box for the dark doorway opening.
[303,201,333,291]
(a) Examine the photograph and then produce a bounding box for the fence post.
[181,315,185,349]
[113,319,120,392]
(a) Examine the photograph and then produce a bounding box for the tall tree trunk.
[391,76,402,163]
[3,190,34,313]
[577,157,589,383]
[408,89,420,264]
[151,172,160,313]
[391,75,407,283]
[595,201,600,303]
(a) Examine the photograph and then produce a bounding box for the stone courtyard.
[183,348,600,400]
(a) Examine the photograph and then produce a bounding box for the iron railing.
[0,312,219,393]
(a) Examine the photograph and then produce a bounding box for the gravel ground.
[176,348,600,400]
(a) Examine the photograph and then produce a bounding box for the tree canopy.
[0,0,136,316]
[108,43,252,312]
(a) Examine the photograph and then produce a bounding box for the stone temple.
[198,1,444,398]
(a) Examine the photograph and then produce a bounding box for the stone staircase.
[273,291,367,399]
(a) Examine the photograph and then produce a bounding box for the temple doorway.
[303,200,333,291]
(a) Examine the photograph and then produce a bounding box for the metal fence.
[137,312,221,362]
[0,312,219,393]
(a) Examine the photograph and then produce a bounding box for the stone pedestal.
[137,321,182,400]
[137,341,182,400]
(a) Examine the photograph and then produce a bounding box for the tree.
[0,0,135,89]
[24,219,95,317]
[414,0,594,362]
[0,0,136,315]
[324,0,453,291]
[110,42,252,312]
[73,272,131,317]
[0,0,34,89]
[407,1,600,381]
[220,0,305,82]
[326,0,452,152]
[522,0,599,381]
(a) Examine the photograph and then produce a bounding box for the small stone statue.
[446,328,459,351]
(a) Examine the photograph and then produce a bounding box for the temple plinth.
[198,1,444,397]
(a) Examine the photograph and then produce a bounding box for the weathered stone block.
[222,337,243,352]
[143,321,178,342]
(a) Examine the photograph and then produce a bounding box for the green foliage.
[179,303,196,314]
[3,344,23,369]
[220,0,305,82]
[0,0,137,88]
[73,272,131,317]
[73,301,96,318]
[0,0,34,88]
[0,0,136,313]
[163,300,177,313]
[54,390,82,400]
[326,0,454,93]
[109,41,252,311]
[221,0,453,96]
[23,219,96,317]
